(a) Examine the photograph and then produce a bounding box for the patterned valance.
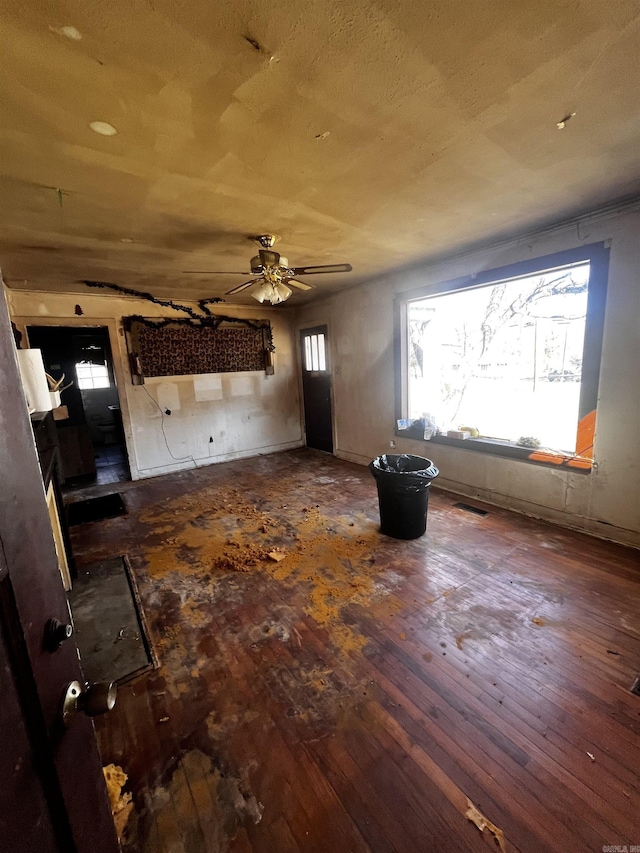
[123,317,274,380]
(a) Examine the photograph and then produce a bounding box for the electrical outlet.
[389,440,396,448]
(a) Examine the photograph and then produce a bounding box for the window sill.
[394,431,593,473]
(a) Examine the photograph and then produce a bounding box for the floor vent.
[453,502,489,517]
[631,675,640,697]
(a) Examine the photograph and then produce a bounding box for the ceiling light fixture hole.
[50,25,82,40]
[89,121,118,136]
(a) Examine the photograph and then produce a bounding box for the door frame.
[297,319,337,453]
[13,315,137,478]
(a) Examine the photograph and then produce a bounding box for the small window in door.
[304,332,327,371]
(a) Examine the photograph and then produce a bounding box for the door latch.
[44,618,73,651]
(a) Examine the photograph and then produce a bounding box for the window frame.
[75,360,111,390]
[394,242,610,472]
[302,330,328,373]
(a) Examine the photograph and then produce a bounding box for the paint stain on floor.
[136,483,402,660]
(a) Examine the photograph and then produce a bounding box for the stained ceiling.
[0,0,639,303]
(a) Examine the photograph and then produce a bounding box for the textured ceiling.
[0,0,639,304]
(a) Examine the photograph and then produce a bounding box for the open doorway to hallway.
[27,325,130,488]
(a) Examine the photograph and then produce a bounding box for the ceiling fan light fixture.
[251,281,271,303]
[250,279,292,305]
[274,282,292,302]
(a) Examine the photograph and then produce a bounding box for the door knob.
[61,680,117,727]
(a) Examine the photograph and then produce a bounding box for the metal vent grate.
[453,502,489,517]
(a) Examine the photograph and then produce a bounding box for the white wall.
[7,289,303,479]
[297,205,640,547]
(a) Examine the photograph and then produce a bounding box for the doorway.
[27,326,130,487]
[300,325,333,453]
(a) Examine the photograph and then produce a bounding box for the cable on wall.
[141,384,198,469]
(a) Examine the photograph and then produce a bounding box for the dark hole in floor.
[630,675,640,697]
[453,502,489,517]
[67,493,127,526]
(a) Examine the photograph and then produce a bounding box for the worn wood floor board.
[461,558,640,660]
[375,674,578,853]
[70,448,640,853]
[362,628,632,847]
[301,741,396,853]
[266,816,302,853]
[393,591,640,767]
[338,709,489,853]
[447,635,640,783]
[368,699,557,853]
[379,615,637,838]
[367,649,574,843]
[399,574,640,732]
[219,596,370,853]
[449,651,639,791]
[287,743,372,853]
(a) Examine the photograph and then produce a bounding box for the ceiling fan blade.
[289,263,352,276]
[182,270,252,275]
[226,278,261,295]
[286,278,314,291]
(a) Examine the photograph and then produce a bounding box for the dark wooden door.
[0,296,119,852]
[0,558,62,852]
[300,325,333,453]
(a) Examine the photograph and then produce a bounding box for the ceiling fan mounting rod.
[251,234,280,249]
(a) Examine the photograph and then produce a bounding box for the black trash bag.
[369,454,439,540]
[369,454,439,491]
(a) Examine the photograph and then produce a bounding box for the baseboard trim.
[135,440,305,480]
[335,448,373,466]
[434,478,639,550]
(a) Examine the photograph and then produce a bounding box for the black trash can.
[369,454,439,540]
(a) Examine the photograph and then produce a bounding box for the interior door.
[300,325,333,453]
[0,295,119,852]
[0,556,62,852]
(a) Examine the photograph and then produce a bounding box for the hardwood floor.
[68,449,640,852]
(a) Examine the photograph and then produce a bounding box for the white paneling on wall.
[7,290,303,479]
[297,207,640,548]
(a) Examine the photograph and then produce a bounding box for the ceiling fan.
[183,235,353,304]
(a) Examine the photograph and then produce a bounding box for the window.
[304,332,327,371]
[75,360,110,389]
[395,243,610,471]
[74,339,112,389]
